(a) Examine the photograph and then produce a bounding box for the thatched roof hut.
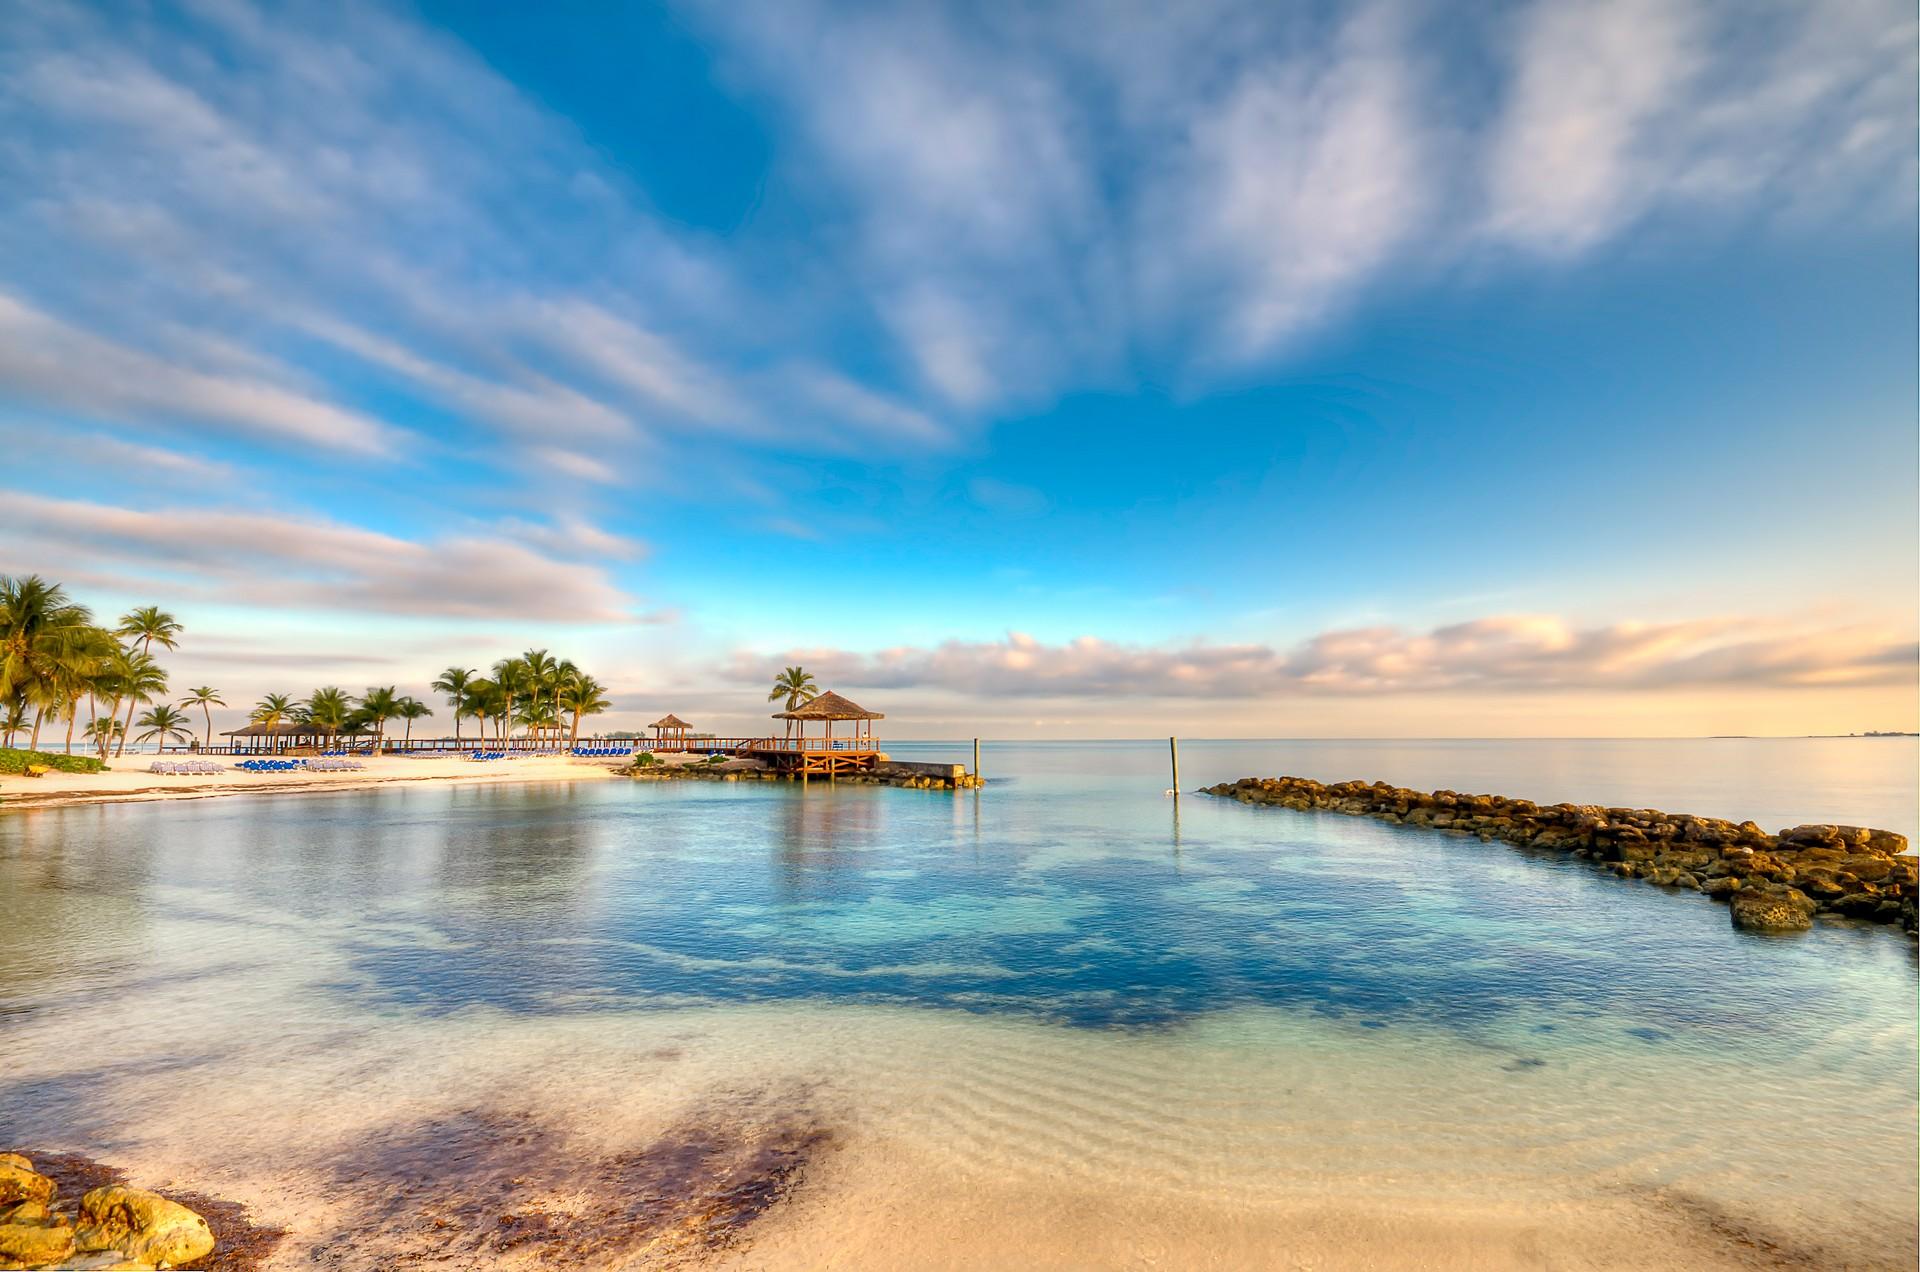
[220,721,324,752]
[772,690,882,745]
[649,714,694,730]
[771,691,883,721]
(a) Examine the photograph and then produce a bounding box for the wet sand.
[0,753,622,811]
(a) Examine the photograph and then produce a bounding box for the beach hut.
[219,722,325,754]
[772,690,883,753]
[649,714,694,749]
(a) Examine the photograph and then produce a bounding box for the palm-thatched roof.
[649,714,693,730]
[221,722,319,737]
[773,690,883,721]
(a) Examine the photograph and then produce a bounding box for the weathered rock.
[0,1218,75,1269]
[1729,888,1815,932]
[74,1187,215,1269]
[1203,774,1914,934]
[0,1165,52,1211]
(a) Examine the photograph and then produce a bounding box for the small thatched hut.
[773,690,883,749]
[648,714,694,745]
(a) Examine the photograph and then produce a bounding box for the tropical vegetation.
[3,575,710,762]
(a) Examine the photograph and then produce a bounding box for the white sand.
[0,752,623,810]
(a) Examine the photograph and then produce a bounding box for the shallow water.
[1,739,1914,1268]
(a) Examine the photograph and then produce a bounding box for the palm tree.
[251,691,295,755]
[431,667,477,748]
[463,678,500,745]
[102,649,167,759]
[492,657,529,746]
[520,649,558,745]
[359,685,401,752]
[180,686,225,751]
[85,716,123,755]
[0,575,97,743]
[1,698,27,749]
[113,606,182,756]
[135,704,193,751]
[397,696,432,746]
[302,687,354,750]
[558,674,611,748]
[768,666,819,739]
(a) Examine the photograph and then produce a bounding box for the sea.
[1,738,1913,1268]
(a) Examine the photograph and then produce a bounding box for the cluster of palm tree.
[429,650,611,750]
[8,577,619,760]
[243,651,610,753]
[1,574,205,758]
[243,684,435,751]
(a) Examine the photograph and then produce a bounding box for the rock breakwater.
[1204,776,1916,935]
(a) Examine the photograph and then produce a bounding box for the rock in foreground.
[1204,776,1916,935]
[0,1156,214,1270]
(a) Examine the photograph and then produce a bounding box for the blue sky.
[2,0,1914,737]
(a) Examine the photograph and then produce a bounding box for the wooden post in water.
[1169,736,1180,796]
[973,737,981,779]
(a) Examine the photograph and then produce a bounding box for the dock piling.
[973,737,981,780]
[1169,736,1180,796]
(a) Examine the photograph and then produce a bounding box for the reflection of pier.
[650,692,886,776]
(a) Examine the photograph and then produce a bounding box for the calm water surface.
[1,738,1914,1267]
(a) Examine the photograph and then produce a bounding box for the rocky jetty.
[0,1154,214,1270]
[1204,776,1916,935]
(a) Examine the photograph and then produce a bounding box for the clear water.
[1,739,1914,1268]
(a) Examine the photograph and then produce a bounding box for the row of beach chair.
[148,760,224,775]
[570,746,634,757]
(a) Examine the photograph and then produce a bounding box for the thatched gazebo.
[772,690,883,751]
[649,714,694,747]
[220,722,325,754]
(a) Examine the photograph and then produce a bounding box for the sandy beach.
[0,752,626,811]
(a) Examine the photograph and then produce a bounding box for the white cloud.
[732,615,1916,700]
[1485,0,1698,253]
[2,492,643,622]
[0,293,397,454]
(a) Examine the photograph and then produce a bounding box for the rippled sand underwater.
[2,739,1915,1268]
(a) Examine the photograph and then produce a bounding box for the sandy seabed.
[0,752,622,811]
[6,997,1904,1270]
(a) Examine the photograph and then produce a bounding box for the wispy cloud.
[0,293,397,454]
[732,616,1916,700]
[4,492,645,622]
[697,0,1913,391]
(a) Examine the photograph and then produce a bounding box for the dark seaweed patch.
[18,1148,287,1271]
[325,1100,832,1266]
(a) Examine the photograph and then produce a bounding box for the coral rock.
[74,1187,215,1269]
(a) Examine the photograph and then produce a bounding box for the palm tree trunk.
[116,695,136,757]
[202,704,212,750]
[30,707,44,750]
[64,708,77,755]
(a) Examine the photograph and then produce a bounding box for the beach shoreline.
[0,753,625,811]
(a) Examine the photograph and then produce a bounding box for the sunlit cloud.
[5,492,646,623]
[732,616,1917,700]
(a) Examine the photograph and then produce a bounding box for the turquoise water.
[0,738,1914,1267]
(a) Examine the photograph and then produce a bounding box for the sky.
[2,0,1915,739]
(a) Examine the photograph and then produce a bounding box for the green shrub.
[633,752,657,767]
[0,748,106,775]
